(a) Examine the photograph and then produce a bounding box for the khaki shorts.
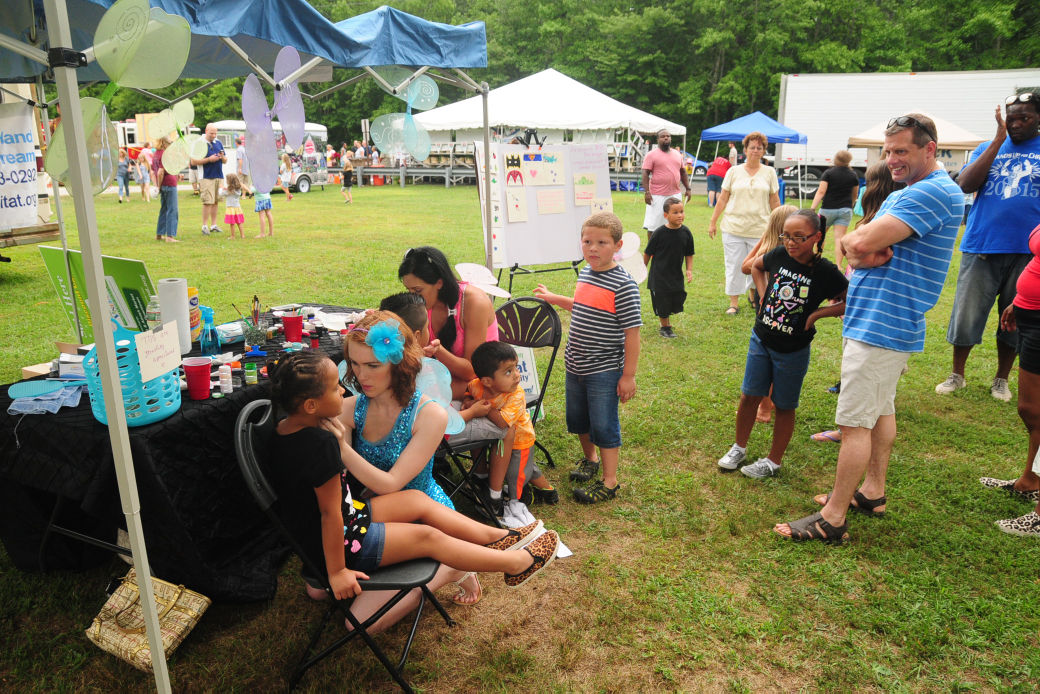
[835,339,910,429]
[200,178,222,205]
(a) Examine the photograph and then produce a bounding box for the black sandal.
[779,512,849,544]
[850,491,886,517]
[814,490,886,517]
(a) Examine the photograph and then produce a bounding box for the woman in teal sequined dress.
[336,310,454,508]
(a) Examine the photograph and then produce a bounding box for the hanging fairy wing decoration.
[240,46,306,194]
[146,99,203,174]
[415,358,466,435]
[241,75,279,194]
[44,98,119,196]
[613,232,648,284]
[455,263,512,299]
[369,66,439,163]
[44,0,190,195]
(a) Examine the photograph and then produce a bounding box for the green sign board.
[38,245,155,342]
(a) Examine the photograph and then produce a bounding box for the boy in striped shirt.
[535,213,642,503]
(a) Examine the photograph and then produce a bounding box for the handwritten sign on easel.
[134,321,181,383]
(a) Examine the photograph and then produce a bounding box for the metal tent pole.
[41,0,171,689]
[481,81,493,270]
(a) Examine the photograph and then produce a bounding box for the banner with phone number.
[0,102,38,230]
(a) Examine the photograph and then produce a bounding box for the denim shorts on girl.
[565,369,622,449]
[741,331,811,410]
[348,521,385,573]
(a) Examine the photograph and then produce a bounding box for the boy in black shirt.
[643,197,695,338]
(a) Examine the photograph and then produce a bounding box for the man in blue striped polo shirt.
[776,113,964,543]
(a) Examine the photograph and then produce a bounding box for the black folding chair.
[234,399,455,693]
[435,297,562,521]
[494,296,562,470]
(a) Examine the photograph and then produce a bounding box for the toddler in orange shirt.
[461,341,558,514]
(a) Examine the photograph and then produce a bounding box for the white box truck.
[775,69,1040,194]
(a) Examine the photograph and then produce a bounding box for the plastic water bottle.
[145,295,162,331]
[199,305,221,357]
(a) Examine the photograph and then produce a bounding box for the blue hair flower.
[366,319,405,364]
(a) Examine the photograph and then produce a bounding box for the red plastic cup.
[182,357,213,400]
[283,314,303,343]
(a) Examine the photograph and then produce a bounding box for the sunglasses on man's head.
[1006,93,1040,107]
[887,116,937,143]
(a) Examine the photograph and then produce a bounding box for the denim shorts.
[349,521,385,573]
[947,253,1032,348]
[706,174,723,193]
[820,207,852,228]
[740,331,811,410]
[565,369,622,449]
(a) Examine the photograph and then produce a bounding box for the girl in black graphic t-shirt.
[716,210,848,480]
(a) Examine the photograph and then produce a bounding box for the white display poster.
[0,103,39,229]
[476,143,611,269]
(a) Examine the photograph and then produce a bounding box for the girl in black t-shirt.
[269,346,559,603]
[716,210,848,480]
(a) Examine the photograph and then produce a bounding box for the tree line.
[94,0,1040,150]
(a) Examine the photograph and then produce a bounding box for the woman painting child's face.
[346,342,392,397]
[400,273,441,309]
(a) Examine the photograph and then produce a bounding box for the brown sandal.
[778,512,849,544]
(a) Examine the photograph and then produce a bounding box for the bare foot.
[450,572,482,606]
[164,237,179,243]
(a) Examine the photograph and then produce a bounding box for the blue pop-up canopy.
[335,6,487,68]
[0,0,379,82]
[700,111,807,144]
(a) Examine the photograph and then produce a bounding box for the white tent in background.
[848,111,986,170]
[415,67,685,148]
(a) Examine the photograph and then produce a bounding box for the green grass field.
[1,183,1038,692]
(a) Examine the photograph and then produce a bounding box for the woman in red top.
[153,135,180,243]
[991,222,1040,536]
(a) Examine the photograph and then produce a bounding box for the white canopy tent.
[415,68,686,155]
[848,111,985,171]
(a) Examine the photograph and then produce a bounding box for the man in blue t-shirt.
[189,122,226,235]
[775,114,963,544]
[935,93,1040,402]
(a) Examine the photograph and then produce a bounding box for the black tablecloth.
[0,307,352,602]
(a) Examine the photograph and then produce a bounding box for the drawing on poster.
[505,153,523,186]
[590,197,613,213]
[522,151,564,185]
[536,189,566,215]
[574,172,596,205]
[506,189,528,222]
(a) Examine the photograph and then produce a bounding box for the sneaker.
[980,477,1040,503]
[573,480,618,504]
[740,458,780,479]
[717,444,747,471]
[485,492,504,518]
[532,486,559,505]
[995,511,1040,537]
[935,373,966,394]
[201,225,210,236]
[664,326,677,339]
[827,381,841,394]
[990,377,1012,402]
[659,327,670,338]
[484,519,544,551]
[569,457,599,482]
[504,530,559,587]
[210,226,223,233]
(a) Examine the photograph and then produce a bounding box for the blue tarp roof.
[335,6,486,68]
[0,2,486,82]
[700,111,807,144]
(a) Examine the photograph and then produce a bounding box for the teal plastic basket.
[84,320,182,427]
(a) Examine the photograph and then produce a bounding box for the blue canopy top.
[335,6,487,69]
[0,1,486,82]
[700,111,807,144]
